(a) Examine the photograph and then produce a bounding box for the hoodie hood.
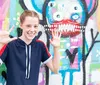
[17,37,37,47]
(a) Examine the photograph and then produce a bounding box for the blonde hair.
[20,10,39,24]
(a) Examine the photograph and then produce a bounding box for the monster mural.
[18,0,100,85]
[0,0,100,85]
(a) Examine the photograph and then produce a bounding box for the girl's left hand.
[49,29,61,48]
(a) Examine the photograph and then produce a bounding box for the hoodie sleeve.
[41,42,52,64]
[0,44,8,65]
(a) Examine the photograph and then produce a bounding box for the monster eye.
[72,4,82,12]
[53,12,63,21]
[74,6,78,10]
[48,1,56,7]
[71,13,80,20]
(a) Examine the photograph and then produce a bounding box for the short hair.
[20,10,39,24]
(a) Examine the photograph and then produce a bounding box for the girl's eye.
[34,25,38,28]
[26,25,31,27]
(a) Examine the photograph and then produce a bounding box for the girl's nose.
[31,26,35,31]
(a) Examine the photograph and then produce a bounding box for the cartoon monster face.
[19,0,97,38]
[45,0,86,37]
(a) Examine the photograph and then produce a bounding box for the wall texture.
[0,0,100,85]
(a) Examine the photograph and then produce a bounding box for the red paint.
[50,19,81,37]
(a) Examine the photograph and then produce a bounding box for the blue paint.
[31,0,44,13]
[9,0,17,37]
[78,0,86,24]
[71,13,80,20]
[69,72,74,85]
[87,0,93,12]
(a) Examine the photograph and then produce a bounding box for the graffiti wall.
[0,0,100,85]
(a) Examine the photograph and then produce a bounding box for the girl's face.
[20,16,39,41]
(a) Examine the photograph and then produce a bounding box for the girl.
[0,10,61,85]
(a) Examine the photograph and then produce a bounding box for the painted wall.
[0,0,100,85]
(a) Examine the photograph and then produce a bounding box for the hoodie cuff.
[42,55,53,65]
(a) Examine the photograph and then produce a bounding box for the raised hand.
[0,26,17,44]
[49,29,61,48]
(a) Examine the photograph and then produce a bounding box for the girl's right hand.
[0,26,17,44]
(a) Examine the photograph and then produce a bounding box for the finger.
[58,31,62,38]
[1,26,7,31]
[53,29,56,35]
[56,29,59,37]
[0,37,17,44]
[8,25,15,33]
[0,38,10,44]
[0,31,9,36]
[2,24,10,31]
[51,29,54,37]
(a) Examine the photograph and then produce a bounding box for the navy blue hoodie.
[0,38,52,85]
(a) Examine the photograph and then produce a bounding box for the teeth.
[75,29,80,31]
[64,28,66,32]
[44,24,86,32]
[27,31,35,35]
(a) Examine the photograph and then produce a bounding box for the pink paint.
[88,83,94,85]
[85,0,90,6]
[0,0,10,30]
[70,36,82,69]
[38,67,45,85]
[0,21,3,30]
[52,8,57,13]
[77,37,82,46]
[0,0,4,7]
[38,81,45,85]
[85,0,95,13]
